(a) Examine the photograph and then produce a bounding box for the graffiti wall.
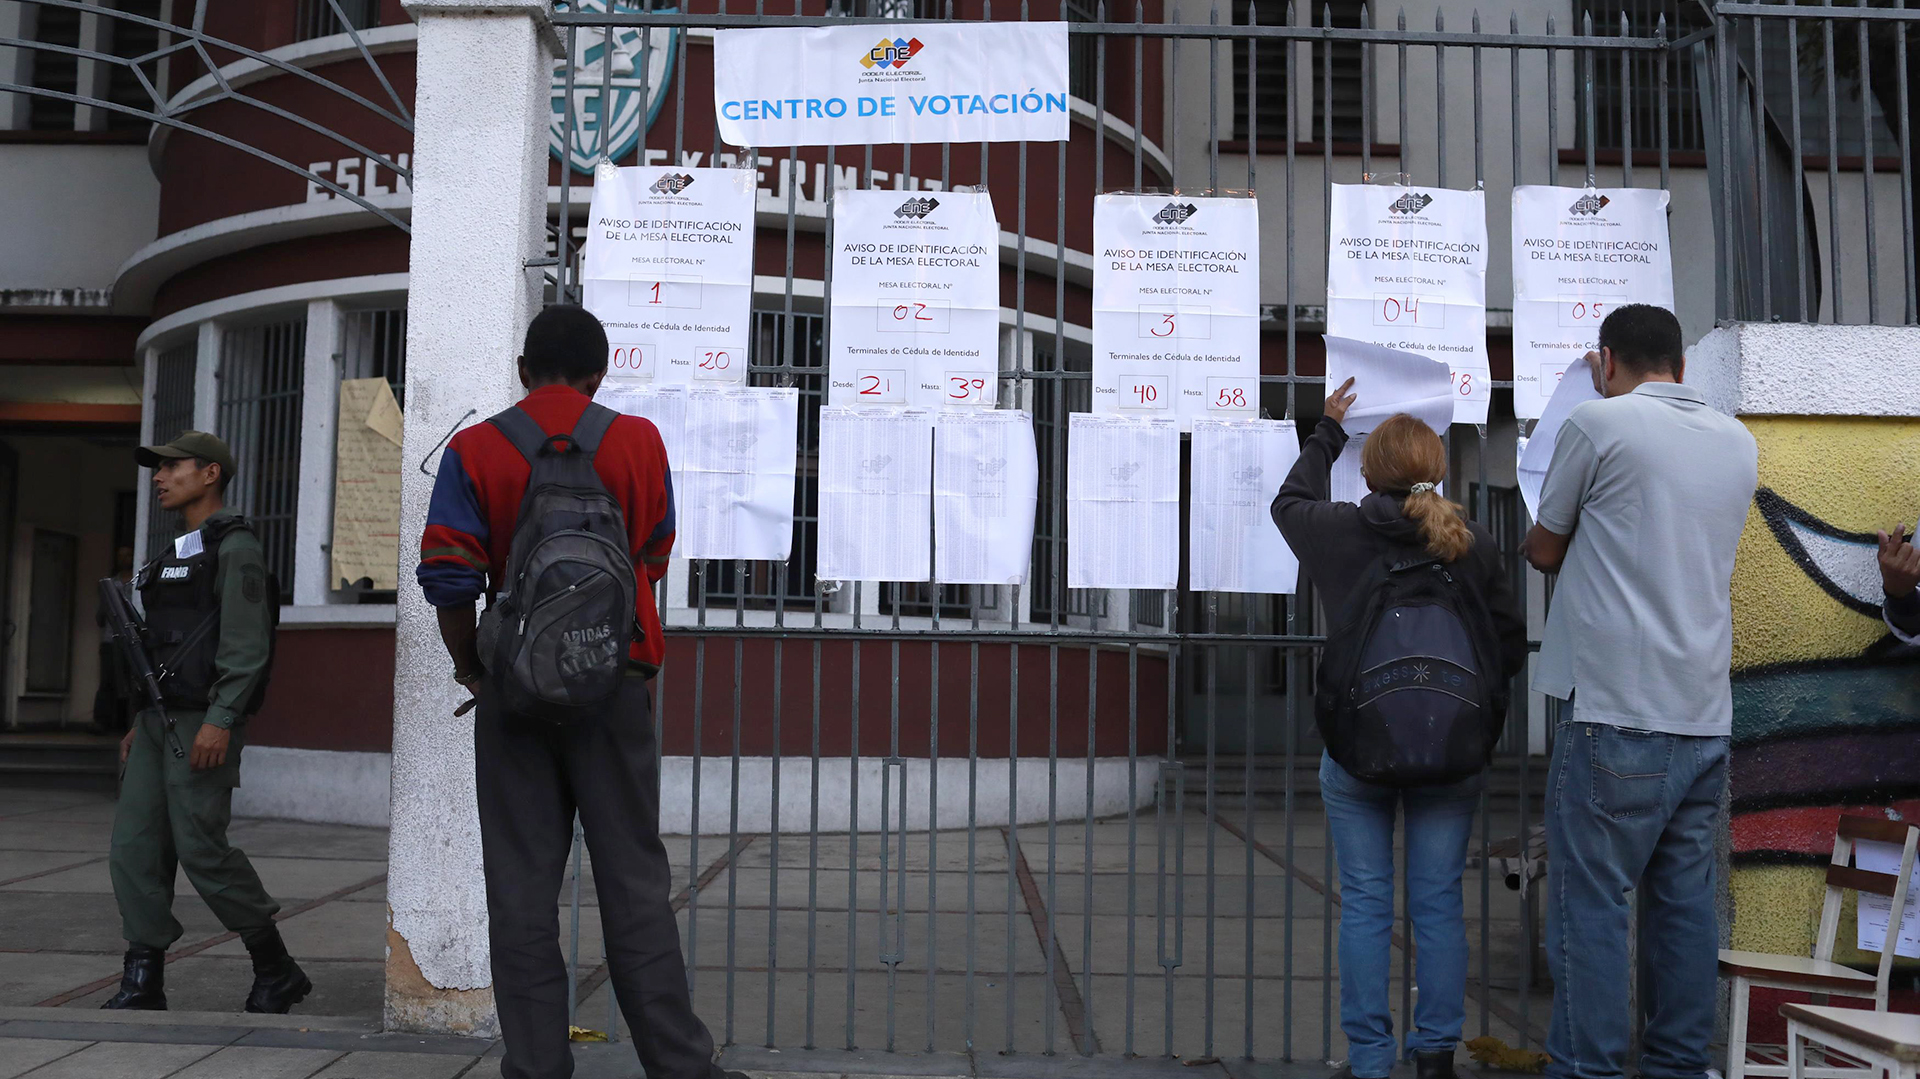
[1729,414,1920,962]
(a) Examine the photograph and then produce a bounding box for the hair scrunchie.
[1408,482,1437,495]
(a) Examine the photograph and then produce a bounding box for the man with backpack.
[1523,304,1758,1079]
[105,431,308,1013]
[419,304,740,1079]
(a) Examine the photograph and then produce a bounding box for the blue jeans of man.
[1545,720,1729,1079]
[1321,752,1483,1078]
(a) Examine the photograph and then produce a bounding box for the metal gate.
[533,0,1888,1068]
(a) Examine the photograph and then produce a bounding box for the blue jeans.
[1545,721,1728,1079]
[1320,752,1483,1078]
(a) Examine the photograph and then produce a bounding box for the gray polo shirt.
[1532,382,1758,736]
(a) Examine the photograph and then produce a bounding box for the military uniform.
[104,432,307,1013]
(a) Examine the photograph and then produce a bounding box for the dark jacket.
[1270,417,1528,681]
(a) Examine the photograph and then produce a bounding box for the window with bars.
[104,0,164,132]
[294,0,382,43]
[1579,0,1711,155]
[144,343,197,561]
[694,309,825,609]
[341,306,407,405]
[1030,342,1106,624]
[1232,0,1366,146]
[25,3,80,131]
[218,318,307,603]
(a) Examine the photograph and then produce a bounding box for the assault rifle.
[98,578,186,759]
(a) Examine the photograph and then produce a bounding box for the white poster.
[1092,194,1261,431]
[828,188,1001,412]
[1511,186,1674,419]
[934,410,1039,585]
[713,22,1070,147]
[1516,357,1603,520]
[678,387,800,562]
[1323,335,1457,505]
[1855,839,1920,959]
[1066,412,1180,590]
[1189,419,1300,594]
[817,406,933,583]
[582,165,756,388]
[1327,184,1490,424]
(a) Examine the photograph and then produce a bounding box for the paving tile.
[12,800,122,826]
[0,892,224,955]
[201,901,387,961]
[307,1049,480,1078]
[11,1039,218,1078]
[0,852,100,887]
[0,1038,88,1079]
[224,821,391,863]
[0,821,110,855]
[168,1045,347,1078]
[678,906,1049,974]
[0,951,121,1008]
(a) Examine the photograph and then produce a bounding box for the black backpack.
[1314,551,1508,787]
[475,403,638,723]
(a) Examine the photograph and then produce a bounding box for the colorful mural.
[1729,416,1920,964]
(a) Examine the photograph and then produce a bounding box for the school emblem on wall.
[549,1,678,173]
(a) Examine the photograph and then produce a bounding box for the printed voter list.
[1189,419,1300,595]
[829,189,1001,412]
[1092,194,1261,431]
[713,22,1070,146]
[583,165,756,387]
[1510,186,1674,419]
[1327,184,1490,424]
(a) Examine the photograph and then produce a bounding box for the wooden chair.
[1720,815,1919,1079]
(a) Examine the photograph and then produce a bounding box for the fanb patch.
[242,564,266,604]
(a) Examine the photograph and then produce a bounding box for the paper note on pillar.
[1321,336,1455,506]
[828,188,1001,412]
[1327,184,1491,424]
[1091,193,1261,431]
[581,165,756,388]
[331,377,404,590]
[712,21,1071,146]
[1509,185,1674,420]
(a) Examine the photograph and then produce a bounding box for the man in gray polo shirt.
[1523,304,1758,1079]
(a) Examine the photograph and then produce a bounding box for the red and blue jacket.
[417,384,675,673]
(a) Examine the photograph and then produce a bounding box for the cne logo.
[977,457,1007,477]
[1154,202,1199,225]
[861,36,925,70]
[650,172,696,195]
[1231,465,1264,487]
[894,196,940,220]
[861,454,894,474]
[1568,192,1611,216]
[1388,192,1435,215]
[1109,462,1142,482]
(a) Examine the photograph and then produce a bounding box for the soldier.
[102,431,310,1013]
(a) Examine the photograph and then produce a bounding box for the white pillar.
[293,300,341,606]
[386,0,557,1036]
[191,321,220,433]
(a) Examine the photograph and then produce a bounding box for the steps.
[0,732,120,792]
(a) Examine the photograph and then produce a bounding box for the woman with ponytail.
[1270,378,1526,1079]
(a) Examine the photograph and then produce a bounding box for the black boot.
[242,927,311,1014]
[100,944,167,1010]
[1416,1049,1458,1079]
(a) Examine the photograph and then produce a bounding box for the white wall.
[0,145,159,294]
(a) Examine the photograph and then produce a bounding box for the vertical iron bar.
[1862,0,1881,323]
[1754,12,1772,321]
[1548,14,1560,187]
[1620,12,1632,187]
[1827,12,1844,321]
[1789,14,1808,320]
[1899,0,1917,322]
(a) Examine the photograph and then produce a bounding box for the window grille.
[1030,342,1106,624]
[294,0,381,43]
[144,342,197,562]
[218,317,307,603]
[1232,0,1290,143]
[341,306,408,407]
[25,3,79,130]
[104,0,164,132]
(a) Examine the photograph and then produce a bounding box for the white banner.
[1510,186,1674,419]
[1189,419,1299,595]
[828,188,1001,412]
[713,23,1070,147]
[1327,184,1490,424]
[582,165,756,388]
[1092,194,1261,431]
